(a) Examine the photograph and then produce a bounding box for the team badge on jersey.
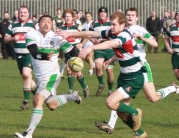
[28,63,32,67]
[126,86,132,92]
[50,41,54,46]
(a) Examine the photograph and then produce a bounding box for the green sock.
[31,85,37,95]
[122,114,144,135]
[23,88,31,101]
[68,76,75,90]
[97,75,104,85]
[107,80,113,91]
[77,74,87,90]
[117,102,138,116]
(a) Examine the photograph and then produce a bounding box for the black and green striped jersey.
[6,19,35,54]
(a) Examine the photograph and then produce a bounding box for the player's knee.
[48,104,59,111]
[147,96,157,103]
[106,100,114,109]
[22,72,31,80]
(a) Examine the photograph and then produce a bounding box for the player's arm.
[79,39,119,58]
[133,33,158,47]
[164,28,173,54]
[56,30,100,39]
[27,44,51,60]
[164,34,173,54]
[4,24,17,44]
[59,39,79,57]
[26,32,51,60]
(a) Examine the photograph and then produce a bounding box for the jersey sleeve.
[115,32,130,46]
[6,24,12,36]
[58,39,74,53]
[25,31,36,47]
[165,27,171,37]
[99,29,110,39]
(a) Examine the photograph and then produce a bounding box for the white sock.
[157,86,176,99]
[88,69,93,75]
[57,93,78,106]
[108,110,118,128]
[93,62,95,68]
[60,61,66,75]
[26,108,43,136]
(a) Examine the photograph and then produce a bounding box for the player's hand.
[55,29,69,39]
[14,35,20,42]
[103,59,111,70]
[47,52,53,61]
[79,47,93,58]
[167,48,174,54]
[0,34,2,38]
[133,33,143,40]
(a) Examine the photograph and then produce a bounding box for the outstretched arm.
[79,39,119,58]
[56,30,100,39]
[133,33,158,47]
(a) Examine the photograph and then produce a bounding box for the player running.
[94,7,179,137]
[89,6,115,96]
[59,8,89,98]
[14,15,82,138]
[4,6,37,110]
[57,11,148,138]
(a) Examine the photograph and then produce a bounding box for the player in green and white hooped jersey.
[57,11,147,137]
[4,6,37,110]
[14,15,82,138]
[59,8,89,98]
[95,7,178,136]
[89,7,114,96]
[164,11,179,81]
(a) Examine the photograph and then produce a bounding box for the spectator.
[146,11,160,53]
[0,11,16,60]
[32,15,38,25]
[78,10,86,24]
[163,11,176,47]
[53,8,63,31]
[163,11,176,31]
[160,11,169,52]
[73,9,82,25]
[12,10,18,22]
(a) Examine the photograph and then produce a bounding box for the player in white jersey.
[94,7,179,137]
[14,15,82,138]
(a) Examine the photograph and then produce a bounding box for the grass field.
[1,41,179,138]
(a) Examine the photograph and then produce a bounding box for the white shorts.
[37,73,61,99]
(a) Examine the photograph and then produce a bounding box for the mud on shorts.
[16,53,32,75]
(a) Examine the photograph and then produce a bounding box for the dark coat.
[146,16,160,35]
[0,19,11,38]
